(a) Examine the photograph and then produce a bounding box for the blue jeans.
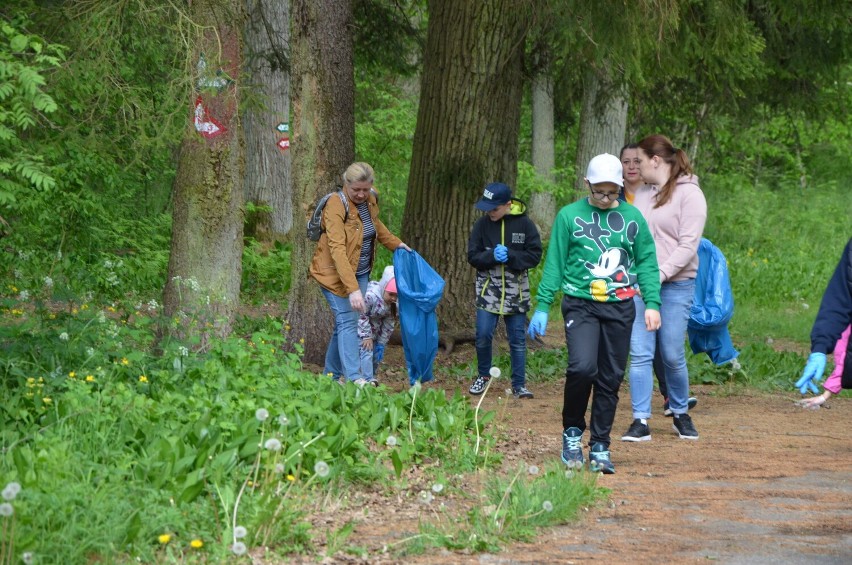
[628,279,695,418]
[475,309,528,389]
[321,274,368,382]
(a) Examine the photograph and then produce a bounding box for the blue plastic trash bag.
[393,249,445,385]
[687,238,739,365]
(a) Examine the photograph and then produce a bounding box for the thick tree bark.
[163,0,244,344]
[244,0,292,239]
[286,0,355,365]
[574,65,628,196]
[402,0,528,345]
[529,65,556,240]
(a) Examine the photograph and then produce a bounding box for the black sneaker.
[663,396,698,417]
[589,443,615,474]
[512,386,534,399]
[672,413,699,439]
[468,375,490,395]
[561,427,584,468]
[621,419,651,442]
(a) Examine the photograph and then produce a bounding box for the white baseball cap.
[586,153,624,187]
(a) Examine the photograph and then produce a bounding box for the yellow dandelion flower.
[85,375,95,382]
[10,286,17,292]
[139,375,148,383]
[81,304,89,310]
[69,371,76,379]
[158,533,171,544]
[71,308,78,314]
[286,474,296,482]
[121,357,129,366]
[190,539,203,549]
[300,338,305,344]
[107,306,116,312]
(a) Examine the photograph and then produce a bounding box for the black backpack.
[306,190,348,241]
[306,187,377,241]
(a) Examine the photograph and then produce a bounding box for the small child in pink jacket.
[799,325,850,408]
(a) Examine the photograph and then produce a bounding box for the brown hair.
[637,135,693,208]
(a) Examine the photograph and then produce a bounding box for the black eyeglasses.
[590,190,619,201]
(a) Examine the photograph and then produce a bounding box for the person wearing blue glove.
[531,153,661,474]
[468,182,542,399]
[355,266,399,386]
[795,238,852,402]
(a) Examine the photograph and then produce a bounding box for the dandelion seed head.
[43,276,54,288]
[385,435,398,447]
[278,414,289,426]
[2,482,21,500]
[431,483,444,493]
[231,541,247,555]
[489,366,501,379]
[264,438,282,451]
[234,525,247,539]
[255,408,269,422]
[274,464,285,474]
[59,332,69,342]
[0,503,13,516]
[314,461,330,478]
[542,500,553,512]
[528,465,539,475]
[418,490,434,505]
[22,552,34,564]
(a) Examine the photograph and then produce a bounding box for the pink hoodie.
[632,175,707,282]
[825,325,850,394]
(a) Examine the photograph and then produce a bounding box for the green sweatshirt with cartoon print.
[534,198,661,312]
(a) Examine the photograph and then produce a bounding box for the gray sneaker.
[512,386,534,399]
[561,427,584,468]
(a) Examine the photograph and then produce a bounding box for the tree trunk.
[529,64,556,240]
[402,0,527,345]
[286,0,355,365]
[574,65,628,196]
[162,0,245,345]
[243,0,292,240]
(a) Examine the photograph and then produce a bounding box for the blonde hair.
[342,162,374,186]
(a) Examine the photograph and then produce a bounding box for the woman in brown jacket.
[309,162,411,384]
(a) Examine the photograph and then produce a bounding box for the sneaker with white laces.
[663,396,698,417]
[589,443,615,474]
[512,386,534,399]
[621,419,651,442]
[469,375,490,395]
[672,413,699,439]
[561,427,584,468]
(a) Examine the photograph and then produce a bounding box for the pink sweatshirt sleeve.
[824,325,850,394]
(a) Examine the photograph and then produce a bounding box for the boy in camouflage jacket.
[467,182,542,398]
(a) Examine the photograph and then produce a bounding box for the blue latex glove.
[795,352,826,394]
[493,244,508,263]
[374,344,385,364]
[528,311,548,339]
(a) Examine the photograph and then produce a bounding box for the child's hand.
[362,338,374,351]
[644,309,661,331]
[795,352,826,394]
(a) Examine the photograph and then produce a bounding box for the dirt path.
[292,345,852,564]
